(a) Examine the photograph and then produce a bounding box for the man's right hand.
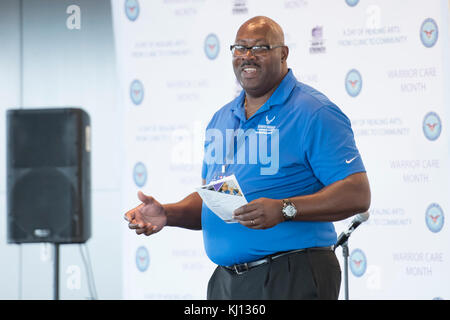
[124,191,167,236]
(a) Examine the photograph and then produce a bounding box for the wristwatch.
[282,199,297,221]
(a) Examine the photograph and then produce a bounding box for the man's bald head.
[236,16,285,46]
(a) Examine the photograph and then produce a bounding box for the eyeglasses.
[230,44,284,56]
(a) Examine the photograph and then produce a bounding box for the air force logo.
[420,18,438,48]
[204,33,220,60]
[345,69,362,97]
[425,203,444,233]
[125,0,140,21]
[136,246,150,272]
[133,161,147,187]
[130,79,144,105]
[350,248,367,277]
[423,111,441,141]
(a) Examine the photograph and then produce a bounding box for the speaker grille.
[9,168,77,242]
[7,108,90,244]
[8,111,79,168]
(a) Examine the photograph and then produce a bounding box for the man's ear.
[281,46,289,62]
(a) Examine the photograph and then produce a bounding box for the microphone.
[333,211,369,250]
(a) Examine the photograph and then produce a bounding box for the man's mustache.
[240,61,260,68]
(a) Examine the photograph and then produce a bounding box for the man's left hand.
[233,198,284,229]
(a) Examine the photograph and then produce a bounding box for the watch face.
[284,205,297,217]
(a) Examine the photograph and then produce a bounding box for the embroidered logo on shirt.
[255,115,276,135]
[266,115,276,125]
[257,124,276,135]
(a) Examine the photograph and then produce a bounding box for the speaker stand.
[53,243,60,300]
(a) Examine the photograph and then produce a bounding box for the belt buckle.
[233,263,249,275]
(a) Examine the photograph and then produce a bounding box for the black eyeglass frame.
[229,44,285,56]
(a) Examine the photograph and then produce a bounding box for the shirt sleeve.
[302,104,366,186]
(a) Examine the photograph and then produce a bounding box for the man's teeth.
[243,67,256,73]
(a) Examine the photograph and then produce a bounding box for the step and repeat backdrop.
[112,0,449,299]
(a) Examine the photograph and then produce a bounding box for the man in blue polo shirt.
[125,16,371,300]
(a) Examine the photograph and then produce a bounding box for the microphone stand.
[334,211,370,300]
[335,237,350,300]
[341,240,349,300]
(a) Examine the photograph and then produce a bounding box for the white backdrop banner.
[112,0,449,299]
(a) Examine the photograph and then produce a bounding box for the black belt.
[224,246,333,275]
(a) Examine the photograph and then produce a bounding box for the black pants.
[207,249,341,300]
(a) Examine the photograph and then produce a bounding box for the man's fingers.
[238,216,262,229]
[135,227,146,235]
[125,195,151,224]
[233,203,257,216]
[234,210,258,221]
[128,221,141,229]
[233,204,261,229]
[133,224,157,236]
[129,221,152,231]
[124,209,135,222]
[144,225,158,236]
[138,191,152,204]
[233,200,269,229]
[125,193,164,236]
[124,203,144,222]
[128,217,148,228]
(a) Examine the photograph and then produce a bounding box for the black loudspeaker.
[6,108,91,243]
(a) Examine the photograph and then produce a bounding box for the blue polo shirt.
[201,69,365,266]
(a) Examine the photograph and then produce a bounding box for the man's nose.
[236,50,257,64]
[244,48,257,58]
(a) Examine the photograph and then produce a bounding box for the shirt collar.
[231,69,297,121]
